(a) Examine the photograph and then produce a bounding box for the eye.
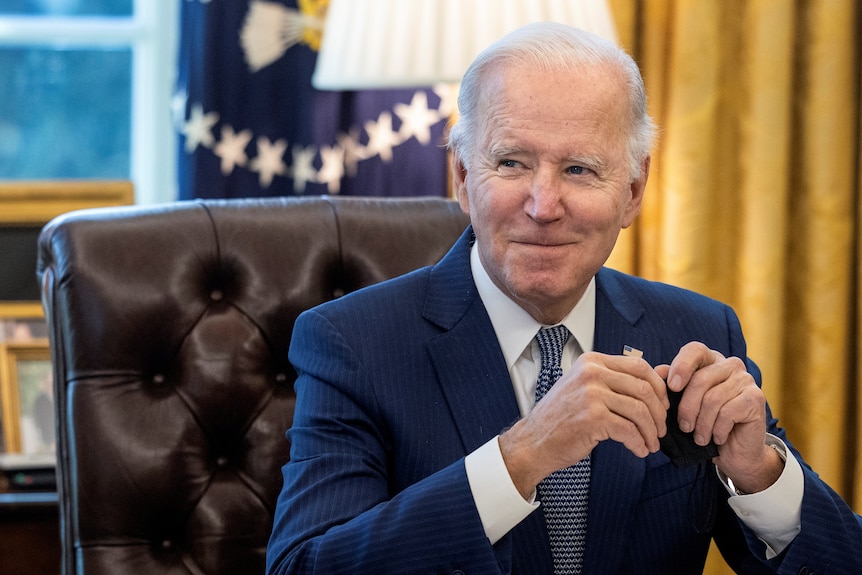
[566,165,587,175]
[499,159,520,168]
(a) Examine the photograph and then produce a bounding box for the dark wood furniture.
[0,491,60,574]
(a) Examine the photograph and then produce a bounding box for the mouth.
[510,241,577,264]
[513,239,574,248]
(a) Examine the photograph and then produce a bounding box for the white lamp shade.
[312,0,617,90]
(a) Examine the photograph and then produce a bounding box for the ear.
[621,155,650,229]
[452,151,471,215]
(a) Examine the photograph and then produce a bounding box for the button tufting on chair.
[38,195,470,575]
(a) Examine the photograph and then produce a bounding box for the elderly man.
[267,22,862,574]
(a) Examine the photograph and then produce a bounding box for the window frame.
[0,0,179,204]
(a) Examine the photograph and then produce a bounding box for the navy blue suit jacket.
[267,228,862,574]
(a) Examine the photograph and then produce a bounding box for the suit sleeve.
[265,308,506,575]
[717,305,862,574]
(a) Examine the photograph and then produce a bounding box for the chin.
[509,276,574,303]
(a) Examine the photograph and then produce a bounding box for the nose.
[526,168,564,222]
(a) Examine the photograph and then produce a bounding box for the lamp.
[312,0,617,90]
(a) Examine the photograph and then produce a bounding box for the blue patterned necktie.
[535,325,590,575]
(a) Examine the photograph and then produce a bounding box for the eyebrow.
[567,155,607,173]
[486,144,524,159]
[486,144,608,174]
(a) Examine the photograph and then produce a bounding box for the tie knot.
[536,325,570,371]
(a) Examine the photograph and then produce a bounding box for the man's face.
[454,62,648,324]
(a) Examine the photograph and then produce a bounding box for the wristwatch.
[719,437,787,496]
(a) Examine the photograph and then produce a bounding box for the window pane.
[0,0,132,16]
[0,46,132,179]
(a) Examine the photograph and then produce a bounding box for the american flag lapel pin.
[622,345,643,358]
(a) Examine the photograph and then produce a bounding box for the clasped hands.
[500,341,784,499]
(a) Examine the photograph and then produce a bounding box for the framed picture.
[0,180,134,318]
[0,341,53,454]
[0,180,133,453]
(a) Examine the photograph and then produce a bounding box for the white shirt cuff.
[465,435,539,544]
[717,434,803,558]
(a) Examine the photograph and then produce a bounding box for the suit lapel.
[427,300,522,452]
[423,227,522,453]
[581,269,663,572]
[423,229,555,572]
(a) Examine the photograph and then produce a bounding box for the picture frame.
[0,180,133,453]
[0,341,53,455]
[0,180,134,319]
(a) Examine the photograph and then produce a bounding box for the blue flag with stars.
[176,0,452,199]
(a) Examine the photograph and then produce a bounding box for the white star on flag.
[394,91,442,145]
[364,112,401,163]
[182,103,219,152]
[433,83,459,121]
[290,145,318,193]
[337,127,367,177]
[317,145,346,193]
[250,136,288,188]
[214,125,253,175]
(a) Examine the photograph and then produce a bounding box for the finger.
[601,354,670,410]
[601,392,664,452]
[595,361,668,435]
[677,358,745,432]
[666,342,722,392]
[603,410,657,458]
[700,373,762,446]
[678,356,747,437]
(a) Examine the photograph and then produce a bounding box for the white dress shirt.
[463,243,802,557]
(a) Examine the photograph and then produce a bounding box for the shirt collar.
[470,243,596,371]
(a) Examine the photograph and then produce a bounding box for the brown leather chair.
[37,196,470,574]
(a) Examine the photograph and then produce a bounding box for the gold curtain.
[607,0,861,572]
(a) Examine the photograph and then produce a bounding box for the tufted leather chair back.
[37,196,470,575]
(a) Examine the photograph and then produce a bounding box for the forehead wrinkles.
[479,93,602,157]
[475,79,548,154]
[476,64,630,164]
[478,62,622,128]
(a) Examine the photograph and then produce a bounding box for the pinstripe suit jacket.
[267,227,862,575]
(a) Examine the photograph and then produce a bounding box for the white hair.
[447,22,655,181]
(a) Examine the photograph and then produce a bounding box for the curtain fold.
[608,1,861,572]
[784,0,857,492]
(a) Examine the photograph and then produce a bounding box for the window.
[0,0,179,203]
